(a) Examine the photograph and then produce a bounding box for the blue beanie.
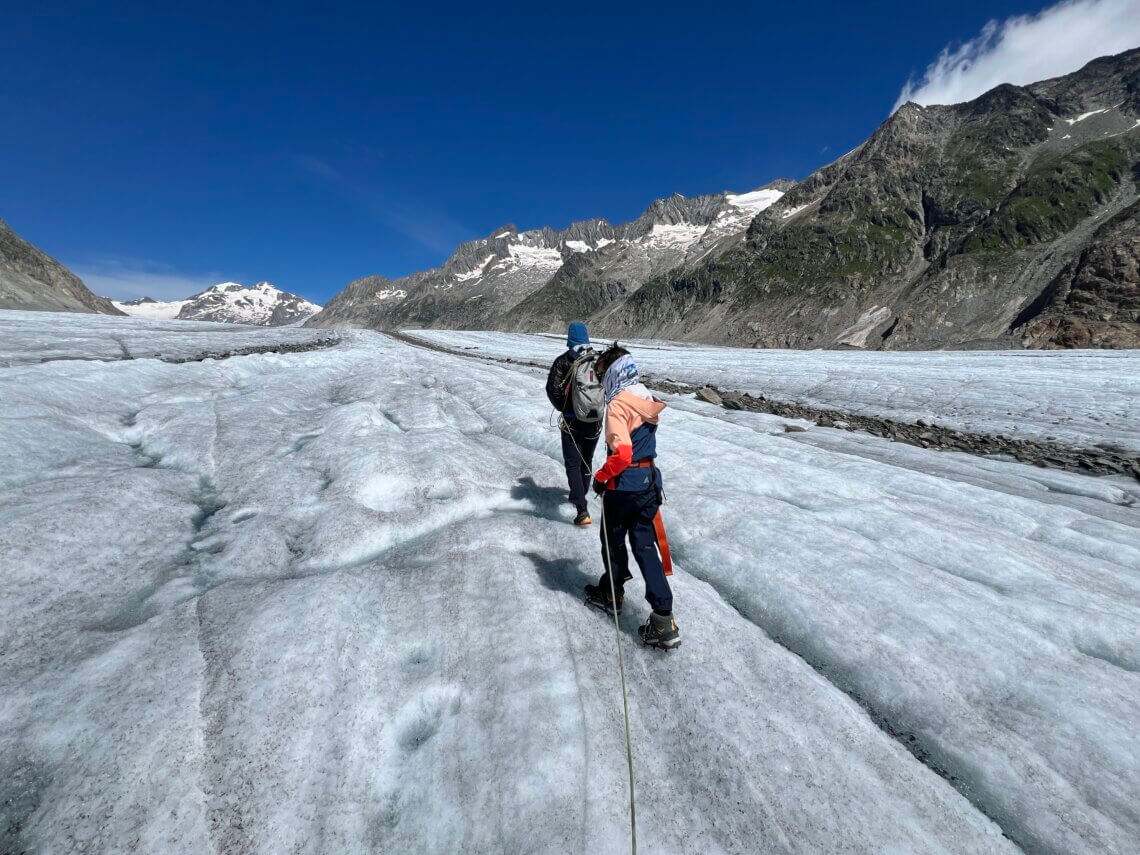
[567,322,589,348]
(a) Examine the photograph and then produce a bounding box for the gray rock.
[0,217,123,315]
[695,387,722,406]
[784,424,808,433]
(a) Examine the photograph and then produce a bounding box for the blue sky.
[2,0,1136,303]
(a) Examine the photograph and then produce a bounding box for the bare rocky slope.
[598,48,1140,350]
[0,218,123,315]
[311,49,1140,350]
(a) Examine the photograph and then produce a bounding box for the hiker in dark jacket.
[545,322,600,527]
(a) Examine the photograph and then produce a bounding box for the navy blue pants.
[561,418,600,513]
[599,488,672,615]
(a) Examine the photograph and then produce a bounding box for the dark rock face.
[267,293,321,326]
[0,218,124,315]
[600,49,1140,350]
[1017,201,1140,348]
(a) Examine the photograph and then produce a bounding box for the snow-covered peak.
[114,281,321,326]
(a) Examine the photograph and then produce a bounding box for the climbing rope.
[555,407,637,855]
[554,414,601,469]
[599,490,638,855]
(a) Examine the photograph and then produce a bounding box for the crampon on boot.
[639,612,681,650]
[573,510,592,527]
[584,582,622,617]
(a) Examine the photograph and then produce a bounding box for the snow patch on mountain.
[566,237,616,253]
[507,241,563,271]
[111,297,190,320]
[726,188,785,214]
[1064,103,1122,125]
[781,202,812,219]
[699,187,788,239]
[644,223,708,251]
[454,255,495,282]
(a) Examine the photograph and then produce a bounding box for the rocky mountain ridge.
[307,182,792,332]
[311,48,1140,350]
[0,218,123,315]
[582,48,1140,350]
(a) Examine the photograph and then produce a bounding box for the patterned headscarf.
[603,354,639,403]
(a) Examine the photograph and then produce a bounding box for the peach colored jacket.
[595,388,667,484]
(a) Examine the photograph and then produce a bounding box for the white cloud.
[894,0,1140,110]
[69,258,234,301]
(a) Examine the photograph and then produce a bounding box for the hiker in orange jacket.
[584,345,681,649]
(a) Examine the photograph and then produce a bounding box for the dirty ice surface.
[411,329,1140,455]
[2,314,1138,854]
[0,309,332,367]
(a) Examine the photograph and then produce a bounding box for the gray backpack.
[567,350,604,422]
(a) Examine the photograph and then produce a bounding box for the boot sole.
[584,597,621,617]
[639,633,682,650]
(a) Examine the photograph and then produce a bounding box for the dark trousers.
[561,418,600,513]
[599,488,672,615]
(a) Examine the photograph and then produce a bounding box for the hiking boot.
[573,510,592,527]
[639,612,681,649]
[584,582,622,616]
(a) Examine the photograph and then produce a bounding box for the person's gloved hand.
[592,478,609,497]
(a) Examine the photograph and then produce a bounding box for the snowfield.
[410,330,1140,454]
[110,297,190,320]
[1,314,1138,854]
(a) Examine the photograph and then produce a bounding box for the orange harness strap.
[653,508,674,577]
